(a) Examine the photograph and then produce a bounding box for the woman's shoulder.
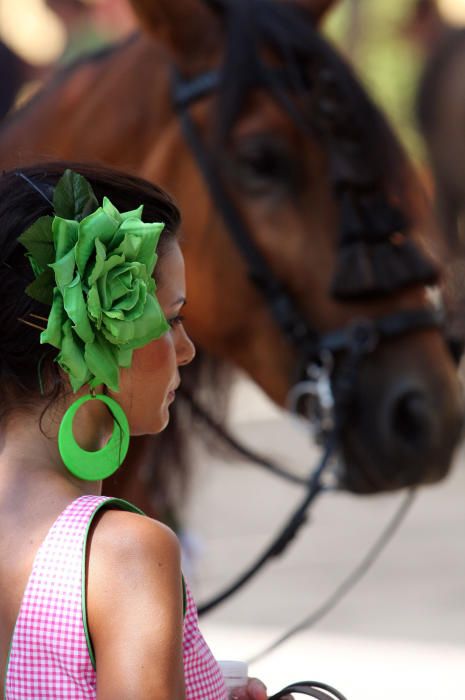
[86,508,183,644]
[88,506,181,573]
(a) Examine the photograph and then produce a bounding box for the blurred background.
[0,0,137,117]
[2,1,465,697]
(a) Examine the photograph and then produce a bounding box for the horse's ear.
[290,0,340,25]
[128,0,221,65]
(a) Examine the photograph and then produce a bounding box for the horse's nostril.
[389,389,434,449]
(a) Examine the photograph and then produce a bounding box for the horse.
[0,0,463,524]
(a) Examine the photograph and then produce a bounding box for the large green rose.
[23,192,169,392]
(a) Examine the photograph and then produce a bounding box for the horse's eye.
[227,136,299,197]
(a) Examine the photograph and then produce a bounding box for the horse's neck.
[0,35,174,172]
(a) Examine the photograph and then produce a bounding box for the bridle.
[173,67,445,426]
[171,49,450,615]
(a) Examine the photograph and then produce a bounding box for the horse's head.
[126,0,464,494]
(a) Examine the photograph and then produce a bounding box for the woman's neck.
[0,404,108,499]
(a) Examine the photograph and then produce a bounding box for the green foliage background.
[323,0,426,161]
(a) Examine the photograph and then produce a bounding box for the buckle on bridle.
[287,350,335,444]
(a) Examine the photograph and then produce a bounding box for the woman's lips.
[167,382,180,403]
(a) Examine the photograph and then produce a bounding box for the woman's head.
[0,161,193,433]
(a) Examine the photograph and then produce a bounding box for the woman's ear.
[127,0,222,68]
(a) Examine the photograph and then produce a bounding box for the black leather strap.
[173,71,316,352]
[319,307,444,354]
[268,680,348,700]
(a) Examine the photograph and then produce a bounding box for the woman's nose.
[177,326,196,366]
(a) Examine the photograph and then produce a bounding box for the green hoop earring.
[58,394,130,481]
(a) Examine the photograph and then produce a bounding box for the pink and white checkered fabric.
[5,495,228,700]
[5,495,106,699]
[183,584,228,700]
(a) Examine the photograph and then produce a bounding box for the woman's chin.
[130,411,168,436]
[158,412,170,433]
[155,405,171,433]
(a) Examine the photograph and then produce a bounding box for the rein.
[268,680,348,700]
[172,66,445,617]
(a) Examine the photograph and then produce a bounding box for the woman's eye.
[168,315,185,328]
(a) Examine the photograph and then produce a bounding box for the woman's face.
[112,242,195,435]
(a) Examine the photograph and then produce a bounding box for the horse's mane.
[210,0,410,196]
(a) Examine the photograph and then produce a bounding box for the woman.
[0,163,269,699]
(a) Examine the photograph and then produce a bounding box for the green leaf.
[57,320,91,392]
[87,284,102,328]
[53,169,99,222]
[18,216,54,269]
[87,238,107,286]
[24,268,55,306]
[85,333,120,392]
[41,289,65,348]
[53,217,79,259]
[63,275,95,344]
[102,197,143,223]
[50,248,76,291]
[117,345,133,368]
[102,196,121,222]
[27,254,45,279]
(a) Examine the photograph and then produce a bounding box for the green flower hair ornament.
[19,170,169,393]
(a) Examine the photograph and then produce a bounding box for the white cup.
[218,659,249,691]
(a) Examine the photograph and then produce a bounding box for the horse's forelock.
[213,0,408,197]
[207,0,434,300]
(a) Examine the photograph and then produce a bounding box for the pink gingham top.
[4,495,227,700]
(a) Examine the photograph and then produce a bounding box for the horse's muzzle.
[336,333,464,493]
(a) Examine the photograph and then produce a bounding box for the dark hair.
[0,161,181,421]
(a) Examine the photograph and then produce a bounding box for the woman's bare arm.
[86,510,185,700]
